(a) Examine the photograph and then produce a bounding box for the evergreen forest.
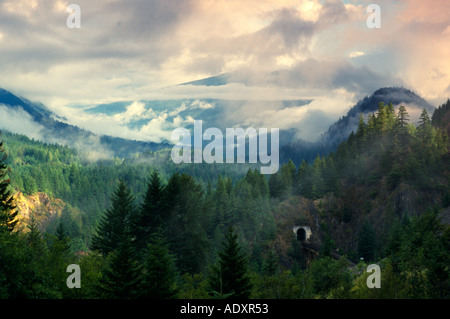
[0,100,449,299]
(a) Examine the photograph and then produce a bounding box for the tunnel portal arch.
[293,226,311,242]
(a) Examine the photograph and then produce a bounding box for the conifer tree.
[24,217,59,298]
[141,230,178,299]
[97,238,143,299]
[268,172,281,198]
[376,102,388,133]
[396,105,410,145]
[49,221,72,298]
[0,138,18,233]
[135,170,165,253]
[417,109,433,142]
[91,180,137,255]
[26,216,47,260]
[397,105,409,129]
[386,102,396,125]
[417,109,435,164]
[356,113,366,140]
[55,221,71,253]
[263,248,279,276]
[295,159,308,194]
[164,172,208,274]
[208,227,252,299]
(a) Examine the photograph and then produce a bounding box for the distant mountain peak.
[321,87,435,149]
[178,73,232,87]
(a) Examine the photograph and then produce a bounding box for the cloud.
[0,103,114,161]
[1,0,449,146]
[349,51,365,58]
[52,99,199,144]
[0,104,45,140]
[113,101,148,124]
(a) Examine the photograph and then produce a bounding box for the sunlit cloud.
[0,0,449,143]
[349,51,365,58]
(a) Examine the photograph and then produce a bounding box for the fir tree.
[24,216,59,298]
[263,248,279,276]
[141,230,178,299]
[55,221,70,253]
[97,238,143,299]
[91,180,137,255]
[135,170,165,253]
[376,102,388,133]
[386,102,396,129]
[208,227,252,299]
[164,172,208,274]
[268,170,283,198]
[26,216,47,261]
[356,113,366,140]
[49,221,72,297]
[417,109,435,165]
[396,105,409,129]
[0,138,18,233]
[417,109,434,142]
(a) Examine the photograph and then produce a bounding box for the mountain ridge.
[0,86,438,165]
[0,88,169,159]
[320,87,435,149]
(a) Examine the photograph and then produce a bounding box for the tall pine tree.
[91,180,137,255]
[96,238,143,299]
[134,170,165,253]
[208,227,252,299]
[141,230,178,299]
[0,138,18,233]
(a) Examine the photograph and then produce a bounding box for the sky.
[0,0,449,143]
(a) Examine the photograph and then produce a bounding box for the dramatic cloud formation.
[0,0,449,142]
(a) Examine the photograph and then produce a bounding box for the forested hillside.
[0,101,449,299]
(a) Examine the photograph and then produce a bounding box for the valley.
[0,87,449,299]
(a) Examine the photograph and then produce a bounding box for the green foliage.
[96,239,143,299]
[358,221,376,262]
[208,227,253,299]
[177,273,211,299]
[287,239,307,273]
[164,172,209,274]
[90,180,137,255]
[0,97,449,300]
[0,138,18,233]
[141,231,178,299]
[262,248,279,276]
[134,170,165,253]
[350,259,407,298]
[308,256,353,298]
[251,270,313,299]
[273,103,450,202]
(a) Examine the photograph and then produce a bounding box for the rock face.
[14,191,66,232]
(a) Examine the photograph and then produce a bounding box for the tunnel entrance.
[297,228,306,242]
[293,225,311,242]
